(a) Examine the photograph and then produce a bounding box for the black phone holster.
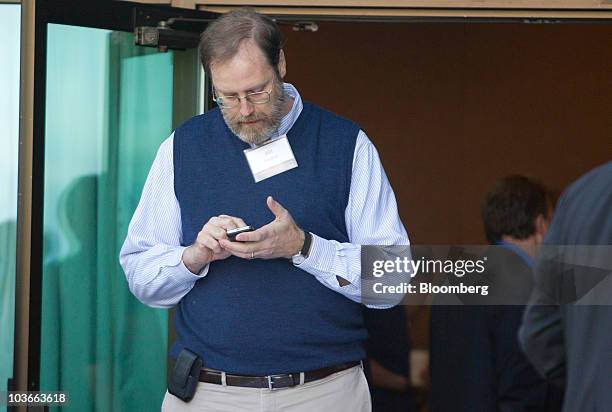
[168,348,203,402]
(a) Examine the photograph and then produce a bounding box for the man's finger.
[207,225,228,240]
[217,218,237,230]
[231,251,254,260]
[218,215,247,228]
[219,239,260,254]
[235,227,266,242]
[216,217,239,230]
[266,196,287,219]
[202,234,224,255]
[232,217,248,228]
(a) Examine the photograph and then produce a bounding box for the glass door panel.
[40,23,174,411]
[0,5,21,412]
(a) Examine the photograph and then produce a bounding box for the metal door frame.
[14,0,216,402]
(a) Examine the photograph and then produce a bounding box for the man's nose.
[239,98,254,117]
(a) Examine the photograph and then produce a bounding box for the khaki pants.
[161,365,371,412]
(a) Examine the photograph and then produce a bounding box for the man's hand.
[367,358,410,392]
[183,215,247,274]
[220,196,304,260]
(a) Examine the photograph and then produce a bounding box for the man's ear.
[277,49,287,78]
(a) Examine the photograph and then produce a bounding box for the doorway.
[13,1,215,410]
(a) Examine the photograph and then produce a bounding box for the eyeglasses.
[212,88,273,109]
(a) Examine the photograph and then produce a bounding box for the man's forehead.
[210,40,274,93]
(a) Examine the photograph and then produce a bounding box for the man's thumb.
[267,196,286,218]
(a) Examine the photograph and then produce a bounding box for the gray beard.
[222,87,286,146]
[226,117,278,146]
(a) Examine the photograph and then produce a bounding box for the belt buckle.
[267,374,293,391]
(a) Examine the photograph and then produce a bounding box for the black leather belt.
[199,361,361,390]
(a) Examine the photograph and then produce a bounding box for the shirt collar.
[495,240,536,269]
[275,82,303,138]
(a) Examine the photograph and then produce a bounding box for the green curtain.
[41,25,174,411]
[0,5,21,412]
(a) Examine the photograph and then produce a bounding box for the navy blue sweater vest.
[172,103,367,375]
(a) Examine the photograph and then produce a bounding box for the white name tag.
[244,136,298,183]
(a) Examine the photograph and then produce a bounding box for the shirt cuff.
[297,233,361,288]
[296,233,332,272]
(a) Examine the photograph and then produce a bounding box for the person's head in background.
[482,175,553,258]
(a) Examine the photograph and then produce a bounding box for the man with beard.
[119,8,409,412]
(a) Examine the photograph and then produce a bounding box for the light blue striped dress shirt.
[119,83,410,309]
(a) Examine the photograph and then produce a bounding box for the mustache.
[238,115,262,122]
[229,112,265,123]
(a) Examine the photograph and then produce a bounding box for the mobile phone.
[226,225,254,241]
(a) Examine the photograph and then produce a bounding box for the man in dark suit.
[430,176,556,411]
[520,162,612,412]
